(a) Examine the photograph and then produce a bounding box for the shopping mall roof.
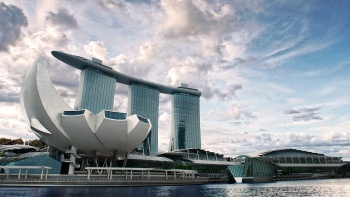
[127,154,174,162]
[160,148,225,157]
[254,148,334,158]
[186,159,239,166]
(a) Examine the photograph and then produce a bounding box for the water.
[1,179,350,197]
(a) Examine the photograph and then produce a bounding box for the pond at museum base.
[1,179,350,197]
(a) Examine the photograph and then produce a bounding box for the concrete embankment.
[0,174,227,187]
[273,176,329,182]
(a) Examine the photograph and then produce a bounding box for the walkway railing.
[84,167,198,181]
[0,166,51,180]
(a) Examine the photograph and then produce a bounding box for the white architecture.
[20,56,152,173]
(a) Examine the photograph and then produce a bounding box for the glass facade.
[170,93,201,151]
[63,110,85,116]
[105,111,126,120]
[274,156,343,164]
[228,156,275,178]
[128,84,159,156]
[258,149,343,164]
[5,154,61,174]
[75,68,116,114]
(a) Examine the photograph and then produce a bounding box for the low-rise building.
[227,148,345,183]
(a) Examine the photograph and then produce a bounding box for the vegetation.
[195,165,227,173]
[175,163,189,170]
[282,167,295,175]
[0,138,46,149]
[28,139,47,149]
[174,162,226,172]
[0,138,24,145]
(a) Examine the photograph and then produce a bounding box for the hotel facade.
[28,51,202,156]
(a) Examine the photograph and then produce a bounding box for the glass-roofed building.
[227,148,346,183]
[256,148,343,164]
[255,148,344,175]
[227,155,276,183]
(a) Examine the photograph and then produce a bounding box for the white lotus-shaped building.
[20,56,152,160]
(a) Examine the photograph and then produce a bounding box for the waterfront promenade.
[0,171,228,186]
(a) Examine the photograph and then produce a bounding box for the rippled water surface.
[2,179,350,196]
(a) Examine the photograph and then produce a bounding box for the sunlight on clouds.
[2,0,350,159]
[158,112,171,126]
[83,40,108,61]
[136,41,160,62]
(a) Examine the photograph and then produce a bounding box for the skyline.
[1,1,350,159]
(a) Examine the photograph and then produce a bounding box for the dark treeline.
[0,138,46,149]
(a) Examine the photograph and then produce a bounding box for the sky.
[1,0,350,159]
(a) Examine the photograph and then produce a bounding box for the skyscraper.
[52,51,202,155]
[128,84,159,156]
[75,67,116,114]
[170,85,201,151]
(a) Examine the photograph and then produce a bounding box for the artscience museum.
[20,56,154,173]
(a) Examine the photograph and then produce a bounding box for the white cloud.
[2,0,350,160]
[159,112,171,126]
[284,106,323,122]
[83,40,108,61]
[206,103,255,123]
[0,2,28,52]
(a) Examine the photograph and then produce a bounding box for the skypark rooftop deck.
[51,51,201,96]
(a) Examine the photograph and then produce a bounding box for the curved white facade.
[20,56,152,157]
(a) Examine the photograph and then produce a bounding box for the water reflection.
[2,179,350,197]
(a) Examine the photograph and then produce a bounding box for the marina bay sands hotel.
[52,51,201,156]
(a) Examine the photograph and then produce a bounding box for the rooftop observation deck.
[51,51,201,97]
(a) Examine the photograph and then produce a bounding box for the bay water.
[1,179,350,196]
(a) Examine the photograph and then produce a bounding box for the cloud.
[322,131,349,142]
[212,83,243,101]
[46,7,78,29]
[200,125,350,158]
[0,2,28,52]
[159,112,171,126]
[0,82,19,103]
[81,1,247,102]
[3,0,350,160]
[284,109,301,114]
[0,4,77,136]
[263,43,331,68]
[254,128,267,132]
[255,133,271,143]
[284,107,322,122]
[97,0,127,11]
[292,113,322,122]
[83,40,108,61]
[160,0,236,58]
[207,103,256,123]
[161,0,233,39]
[113,95,128,112]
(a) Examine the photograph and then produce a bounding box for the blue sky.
[1,0,350,159]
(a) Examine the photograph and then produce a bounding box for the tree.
[0,138,23,145]
[283,167,295,176]
[12,138,24,145]
[29,139,47,149]
[0,138,47,149]
[0,138,11,145]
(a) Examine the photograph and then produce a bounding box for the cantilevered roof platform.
[51,51,201,96]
